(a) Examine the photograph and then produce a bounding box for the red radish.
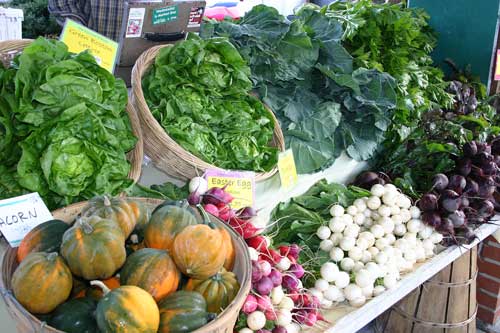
[258,260,272,276]
[237,206,257,219]
[229,217,260,239]
[294,310,307,324]
[257,330,272,333]
[287,255,297,265]
[269,269,283,287]
[242,294,258,314]
[278,245,290,256]
[300,294,312,307]
[265,309,278,321]
[204,204,219,217]
[247,236,270,252]
[289,264,305,279]
[272,327,287,333]
[256,295,273,311]
[218,205,235,221]
[305,312,317,326]
[288,293,300,302]
[187,192,201,205]
[282,275,299,291]
[252,261,263,283]
[203,186,232,206]
[288,244,301,259]
[256,277,274,295]
[260,248,282,264]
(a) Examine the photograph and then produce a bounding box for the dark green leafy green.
[126,182,189,201]
[324,0,454,149]
[0,38,136,209]
[143,33,277,172]
[202,5,397,174]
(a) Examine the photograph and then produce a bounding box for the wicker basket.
[0,198,252,333]
[131,44,286,182]
[0,39,143,183]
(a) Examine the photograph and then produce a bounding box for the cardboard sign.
[0,193,53,247]
[60,19,119,73]
[205,169,255,209]
[278,149,298,189]
[126,8,146,38]
[188,6,204,28]
[495,50,500,80]
[152,5,179,25]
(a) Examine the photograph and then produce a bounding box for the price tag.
[0,193,53,247]
[60,19,119,73]
[278,149,298,189]
[205,170,255,210]
[495,50,500,80]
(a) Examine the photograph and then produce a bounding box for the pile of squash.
[11,196,240,333]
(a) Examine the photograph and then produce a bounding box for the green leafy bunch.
[325,0,454,148]
[0,38,136,209]
[202,5,398,174]
[143,33,278,172]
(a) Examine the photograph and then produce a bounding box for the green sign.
[152,5,178,25]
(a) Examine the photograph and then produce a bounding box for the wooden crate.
[377,246,477,333]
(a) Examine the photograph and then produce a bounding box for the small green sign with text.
[152,5,178,25]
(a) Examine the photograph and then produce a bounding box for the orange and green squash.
[219,228,235,271]
[81,196,145,238]
[171,223,225,280]
[158,291,215,333]
[92,281,160,333]
[60,216,126,280]
[16,219,70,263]
[48,297,98,333]
[120,248,180,301]
[12,252,72,314]
[185,268,240,314]
[143,200,198,251]
[85,277,121,300]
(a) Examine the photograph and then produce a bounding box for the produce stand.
[1,1,500,332]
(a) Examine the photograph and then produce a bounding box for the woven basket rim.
[131,44,286,182]
[0,39,143,183]
[0,198,252,333]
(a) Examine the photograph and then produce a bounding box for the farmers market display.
[10,196,245,333]
[1,1,500,333]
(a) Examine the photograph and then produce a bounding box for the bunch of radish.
[188,177,262,238]
[308,183,441,308]
[237,237,323,333]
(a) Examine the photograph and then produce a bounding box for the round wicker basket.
[0,39,143,183]
[131,44,286,182]
[0,198,251,333]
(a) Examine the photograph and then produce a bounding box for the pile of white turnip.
[308,184,443,308]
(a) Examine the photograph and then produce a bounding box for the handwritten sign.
[495,50,500,80]
[0,193,53,247]
[278,149,298,189]
[60,19,119,73]
[205,170,255,209]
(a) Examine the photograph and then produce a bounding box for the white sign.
[0,193,53,247]
[126,8,146,38]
